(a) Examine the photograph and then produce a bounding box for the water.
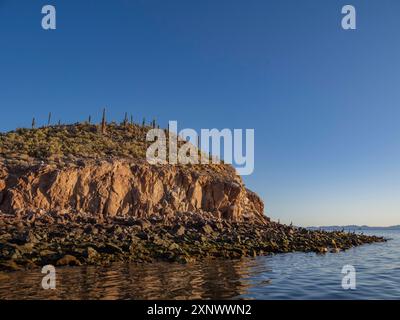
[0,230,399,300]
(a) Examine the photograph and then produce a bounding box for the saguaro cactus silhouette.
[123,112,128,127]
[130,115,133,126]
[101,108,107,134]
[47,112,52,126]
[88,115,92,124]
[32,118,36,129]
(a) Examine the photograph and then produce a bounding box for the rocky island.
[0,120,385,271]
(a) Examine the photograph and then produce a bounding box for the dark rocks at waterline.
[0,211,386,272]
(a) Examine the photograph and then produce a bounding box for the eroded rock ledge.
[0,159,265,223]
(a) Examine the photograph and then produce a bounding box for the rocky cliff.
[0,160,266,223]
[0,124,386,271]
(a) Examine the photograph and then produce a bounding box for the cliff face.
[0,160,265,223]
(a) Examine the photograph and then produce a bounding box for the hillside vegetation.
[0,120,233,180]
[0,122,150,166]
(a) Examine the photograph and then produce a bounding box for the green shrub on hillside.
[0,123,150,163]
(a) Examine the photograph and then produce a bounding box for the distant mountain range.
[307,225,400,231]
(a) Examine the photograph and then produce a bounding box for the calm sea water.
[0,230,399,300]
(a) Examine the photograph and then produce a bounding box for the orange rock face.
[0,160,265,223]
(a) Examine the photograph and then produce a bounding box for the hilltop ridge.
[1,122,159,165]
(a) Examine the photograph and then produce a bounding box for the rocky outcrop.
[0,160,266,223]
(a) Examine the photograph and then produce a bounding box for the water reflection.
[0,258,271,300]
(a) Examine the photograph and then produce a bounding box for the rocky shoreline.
[0,211,386,272]
[0,124,388,273]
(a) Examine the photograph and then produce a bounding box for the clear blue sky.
[0,0,399,226]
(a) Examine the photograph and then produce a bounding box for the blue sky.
[0,0,399,226]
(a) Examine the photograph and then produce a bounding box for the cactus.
[88,115,91,124]
[101,108,107,134]
[47,112,52,126]
[130,115,133,126]
[58,120,61,126]
[32,118,36,129]
[123,112,128,127]
[142,118,145,127]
